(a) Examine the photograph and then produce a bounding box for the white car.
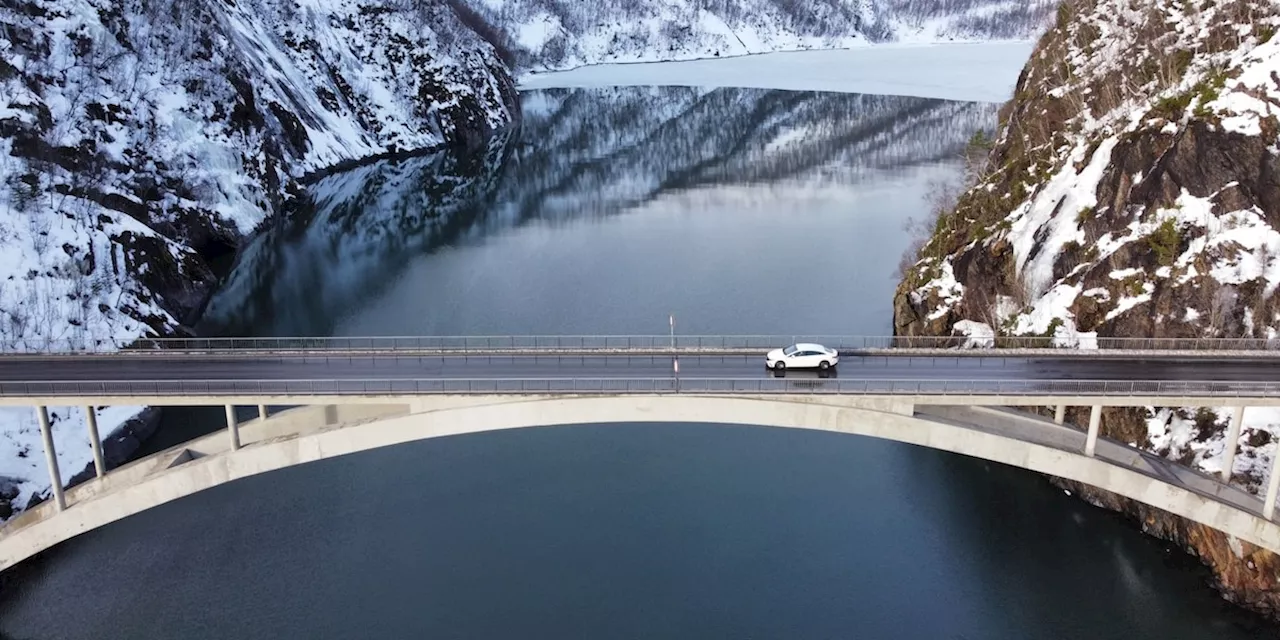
[765,343,839,371]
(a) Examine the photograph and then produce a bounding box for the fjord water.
[0,88,1271,638]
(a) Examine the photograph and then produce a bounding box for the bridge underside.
[1,394,1279,573]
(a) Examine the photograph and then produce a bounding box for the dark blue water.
[0,87,1271,639]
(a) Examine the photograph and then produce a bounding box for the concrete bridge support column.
[1085,405,1101,457]
[35,406,66,511]
[82,406,106,478]
[257,405,268,421]
[226,405,240,451]
[1054,405,1066,425]
[1221,406,1245,483]
[1266,445,1280,521]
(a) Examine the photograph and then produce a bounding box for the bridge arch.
[2,394,1278,571]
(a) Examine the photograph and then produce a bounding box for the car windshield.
[783,345,799,356]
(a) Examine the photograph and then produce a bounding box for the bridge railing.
[4,377,1280,397]
[5,335,1280,354]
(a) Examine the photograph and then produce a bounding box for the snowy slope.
[202,86,997,337]
[896,0,1280,495]
[459,0,1056,71]
[0,0,518,520]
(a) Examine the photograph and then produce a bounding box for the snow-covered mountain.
[202,86,997,337]
[458,0,1057,71]
[0,0,517,521]
[893,0,1280,617]
[0,0,515,348]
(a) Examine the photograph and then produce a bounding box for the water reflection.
[199,135,514,337]
[200,87,996,337]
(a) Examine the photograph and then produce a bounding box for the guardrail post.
[83,406,106,478]
[1084,405,1101,457]
[1054,405,1066,425]
[1221,406,1245,483]
[257,404,268,421]
[36,406,66,511]
[1265,446,1280,520]
[226,405,240,451]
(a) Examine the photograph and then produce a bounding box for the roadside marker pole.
[671,314,679,391]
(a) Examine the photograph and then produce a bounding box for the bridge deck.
[9,333,1280,355]
[0,353,1278,399]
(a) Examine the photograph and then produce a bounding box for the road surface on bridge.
[0,353,1273,384]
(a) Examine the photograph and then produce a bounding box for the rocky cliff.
[0,0,518,521]
[893,0,1280,619]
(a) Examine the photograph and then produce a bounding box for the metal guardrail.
[6,334,1280,354]
[3,377,1280,397]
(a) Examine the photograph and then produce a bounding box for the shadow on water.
[897,444,1275,635]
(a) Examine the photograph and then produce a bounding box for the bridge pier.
[225,405,240,451]
[1221,406,1245,483]
[1054,405,1066,425]
[257,404,268,421]
[82,406,106,478]
[1085,405,1101,457]
[35,406,66,511]
[1266,448,1280,520]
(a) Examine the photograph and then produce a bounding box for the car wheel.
[819,360,830,370]
[774,360,786,371]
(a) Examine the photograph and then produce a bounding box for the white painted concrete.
[1085,405,1101,457]
[1222,406,1245,482]
[35,406,65,511]
[1267,451,1280,520]
[2,395,1279,572]
[225,405,240,451]
[83,406,105,478]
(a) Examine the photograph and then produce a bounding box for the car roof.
[792,342,829,350]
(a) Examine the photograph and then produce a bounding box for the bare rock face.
[892,0,1280,619]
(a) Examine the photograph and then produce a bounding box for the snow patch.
[1006,136,1118,298]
